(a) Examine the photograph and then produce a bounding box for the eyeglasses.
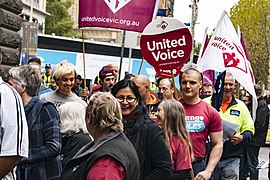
[116,96,136,103]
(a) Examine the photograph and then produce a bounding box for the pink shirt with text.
[179,99,222,158]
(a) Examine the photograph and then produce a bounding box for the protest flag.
[197,11,257,119]
[237,26,255,84]
[79,0,160,32]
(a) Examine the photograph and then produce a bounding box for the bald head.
[132,75,150,103]
[107,63,119,79]
[133,75,150,86]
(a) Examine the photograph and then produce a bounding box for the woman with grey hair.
[61,92,140,180]
[8,65,62,180]
[59,102,92,168]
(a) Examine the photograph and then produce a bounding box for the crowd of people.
[0,58,269,180]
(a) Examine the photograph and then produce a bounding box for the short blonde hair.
[59,102,88,135]
[86,92,123,133]
[52,60,76,81]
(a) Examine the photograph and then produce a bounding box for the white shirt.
[0,77,29,180]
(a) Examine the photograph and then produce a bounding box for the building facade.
[21,0,50,34]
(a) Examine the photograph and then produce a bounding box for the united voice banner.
[79,0,160,32]
[197,11,256,101]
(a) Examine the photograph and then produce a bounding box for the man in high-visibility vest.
[204,72,254,180]
[44,63,52,88]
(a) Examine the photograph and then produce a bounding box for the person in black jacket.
[59,101,92,168]
[241,85,270,180]
[111,79,172,180]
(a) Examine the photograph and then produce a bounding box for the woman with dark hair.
[111,79,172,180]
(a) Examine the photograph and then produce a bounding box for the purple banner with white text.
[79,0,159,32]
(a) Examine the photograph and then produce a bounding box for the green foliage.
[194,42,201,55]
[230,0,270,85]
[45,0,75,36]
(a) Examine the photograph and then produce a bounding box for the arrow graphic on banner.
[104,0,132,13]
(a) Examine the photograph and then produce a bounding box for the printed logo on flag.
[156,20,168,30]
[211,36,248,73]
[104,0,132,14]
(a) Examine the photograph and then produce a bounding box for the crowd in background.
[0,58,269,180]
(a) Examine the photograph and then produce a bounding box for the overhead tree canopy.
[230,0,270,86]
[45,0,75,37]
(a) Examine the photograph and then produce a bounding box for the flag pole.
[118,30,126,81]
[237,82,240,99]
[138,57,144,75]
[189,0,198,63]
[81,29,86,88]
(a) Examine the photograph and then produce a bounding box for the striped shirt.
[0,77,29,180]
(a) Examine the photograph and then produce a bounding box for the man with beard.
[91,66,116,95]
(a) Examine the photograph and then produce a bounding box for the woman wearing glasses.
[111,79,172,180]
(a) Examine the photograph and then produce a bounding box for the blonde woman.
[156,99,194,180]
[61,92,140,180]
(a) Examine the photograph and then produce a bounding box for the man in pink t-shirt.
[179,68,223,180]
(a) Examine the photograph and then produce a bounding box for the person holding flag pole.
[198,11,255,179]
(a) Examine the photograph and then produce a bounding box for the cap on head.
[45,63,51,68]
[99,66,114,81]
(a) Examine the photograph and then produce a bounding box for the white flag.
[197,11,257,119]
[197,11,255,97]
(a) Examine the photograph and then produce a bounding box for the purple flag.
[79,0,159,32]
[203,70,215,85]
[198,28,215,85]
[237,26,255,84]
